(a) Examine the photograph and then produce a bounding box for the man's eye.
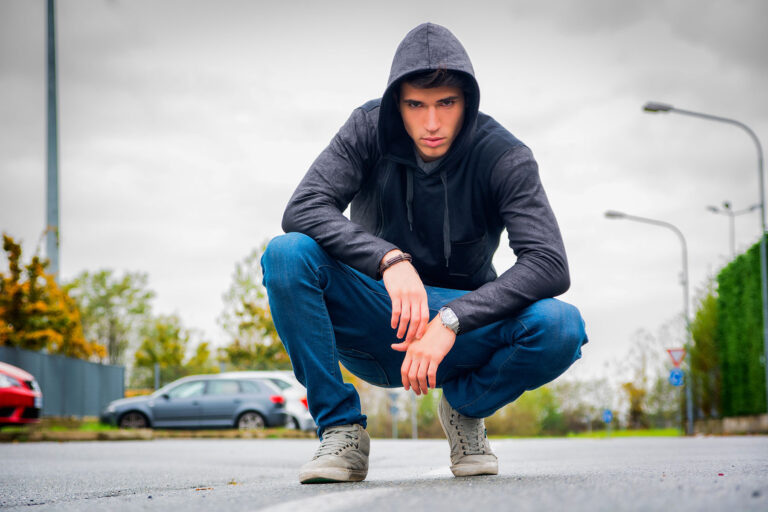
[406,101,421,108]
[440,100,456,107]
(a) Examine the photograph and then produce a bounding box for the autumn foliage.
[0,234,106,360]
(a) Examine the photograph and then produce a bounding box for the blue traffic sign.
[669,368,684,387]
[602,409,613,424]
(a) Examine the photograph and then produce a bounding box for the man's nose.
[425,107,440,132]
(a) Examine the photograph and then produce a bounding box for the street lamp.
[643,101,768,417]
[706,201,761,258]
[605,210,694,435]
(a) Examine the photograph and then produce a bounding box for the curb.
[0,428,315,443]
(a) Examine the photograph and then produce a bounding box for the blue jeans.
[262,233,588,436]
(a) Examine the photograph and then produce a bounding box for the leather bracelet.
[378,252,412,277]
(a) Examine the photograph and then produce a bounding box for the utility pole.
[46,0,60,280]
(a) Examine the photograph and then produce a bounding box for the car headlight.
[0,374,21,388]
[106,404,116,413]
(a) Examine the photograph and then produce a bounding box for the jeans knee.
[524,299,587,366]
[261,233,322,289]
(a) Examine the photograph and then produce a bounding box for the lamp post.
[46,0,60,280]
[644,102,768,417]
[706,201,761,258]
[605,210,694,435]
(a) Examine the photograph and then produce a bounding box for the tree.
[218,245,290,370]
[132,314,216,388]
[716,238,765,416]
[0,234,105,360]
[689,282,721,419]
[65,270,154,365]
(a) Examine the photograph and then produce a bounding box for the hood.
[378,23,480,166]
[0,361,35,382]
[106,395,152,409]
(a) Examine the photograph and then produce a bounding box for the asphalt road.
[1,436,767,511]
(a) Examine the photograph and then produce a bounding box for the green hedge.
[716,237,767,416]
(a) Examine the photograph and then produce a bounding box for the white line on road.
[258,488,394,512]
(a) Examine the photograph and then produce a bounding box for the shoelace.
[314,427,359,458]
[451,411,487,455]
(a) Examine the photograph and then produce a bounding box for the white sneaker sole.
[450,461,499,477]
[299,467,368,484]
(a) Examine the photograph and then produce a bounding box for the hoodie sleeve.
[445,146,570,333]
[282,107,399,278]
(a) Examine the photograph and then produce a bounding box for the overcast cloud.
[1,0,767,382]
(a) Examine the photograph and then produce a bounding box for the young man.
[262,23,587,483]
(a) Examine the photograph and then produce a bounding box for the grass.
[2,421,120,433]
[46,421,119,432]
[567,428,682,438]
[488,428,683,439]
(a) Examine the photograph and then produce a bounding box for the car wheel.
[119,411,149,429]
[237,411,266,430]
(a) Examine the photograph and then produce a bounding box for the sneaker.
[438,393,498,477]
[299,424,370,484]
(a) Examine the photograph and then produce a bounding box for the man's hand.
[381,250,429,345]
[392,317,456,395]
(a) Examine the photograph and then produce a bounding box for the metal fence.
[0,346,124,417]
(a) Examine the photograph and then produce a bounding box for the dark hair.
[402,67,470,91]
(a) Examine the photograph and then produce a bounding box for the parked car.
[222,371,316,432]
[100,374,286,430]
[0,361,42,427]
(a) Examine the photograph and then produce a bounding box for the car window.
[240,380,265,394]
[268,378,292,390]
[167,381,205,399]
[206,380,240,396]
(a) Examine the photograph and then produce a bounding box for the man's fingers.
[408,362,421,395]
[404,301,422,343]
[390,341,409,352]
[416,302,430,339]
[417,360,429,395]
[390,297,402,329]
[400,355,412,390]
[427,360,438,389]
[397,301,411,339]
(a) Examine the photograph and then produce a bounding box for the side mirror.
[161,393,170,400]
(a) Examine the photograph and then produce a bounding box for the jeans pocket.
[338,348,391,387]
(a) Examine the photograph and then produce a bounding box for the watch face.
[440,308,459,333]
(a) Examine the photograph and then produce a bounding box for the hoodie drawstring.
[440,170,451,268]
[406,168,414,232]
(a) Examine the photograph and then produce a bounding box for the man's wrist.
[379,251,413,277]
[438,306,460,335]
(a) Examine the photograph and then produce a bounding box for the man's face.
[398,82,465,162]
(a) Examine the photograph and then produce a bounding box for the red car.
[0,361,42,426]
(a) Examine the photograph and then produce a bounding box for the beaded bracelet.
[378,252,413,277]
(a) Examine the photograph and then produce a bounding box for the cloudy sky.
[2,0,767,381]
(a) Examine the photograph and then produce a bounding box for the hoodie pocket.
[448,234,488,278]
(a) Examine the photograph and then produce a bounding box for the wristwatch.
[439,307,460,335]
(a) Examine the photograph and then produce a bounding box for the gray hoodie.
[282,23,569,333]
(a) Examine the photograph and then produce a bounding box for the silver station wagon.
[100,374,287,429]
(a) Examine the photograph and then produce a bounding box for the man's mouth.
[422,137,445,148]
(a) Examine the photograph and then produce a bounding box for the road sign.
[666,348,686,368]
[669,368,684,387]
[602,409,613,424]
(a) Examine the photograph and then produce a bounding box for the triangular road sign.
[666,348,686,368]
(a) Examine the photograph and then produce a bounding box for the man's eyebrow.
[401,96,461,103]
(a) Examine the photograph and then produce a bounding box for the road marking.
[258,488,393,512]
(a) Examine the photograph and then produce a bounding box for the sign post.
[602,409,613,438]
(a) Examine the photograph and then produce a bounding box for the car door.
[198,379,244,427]
[150,380,205,428]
